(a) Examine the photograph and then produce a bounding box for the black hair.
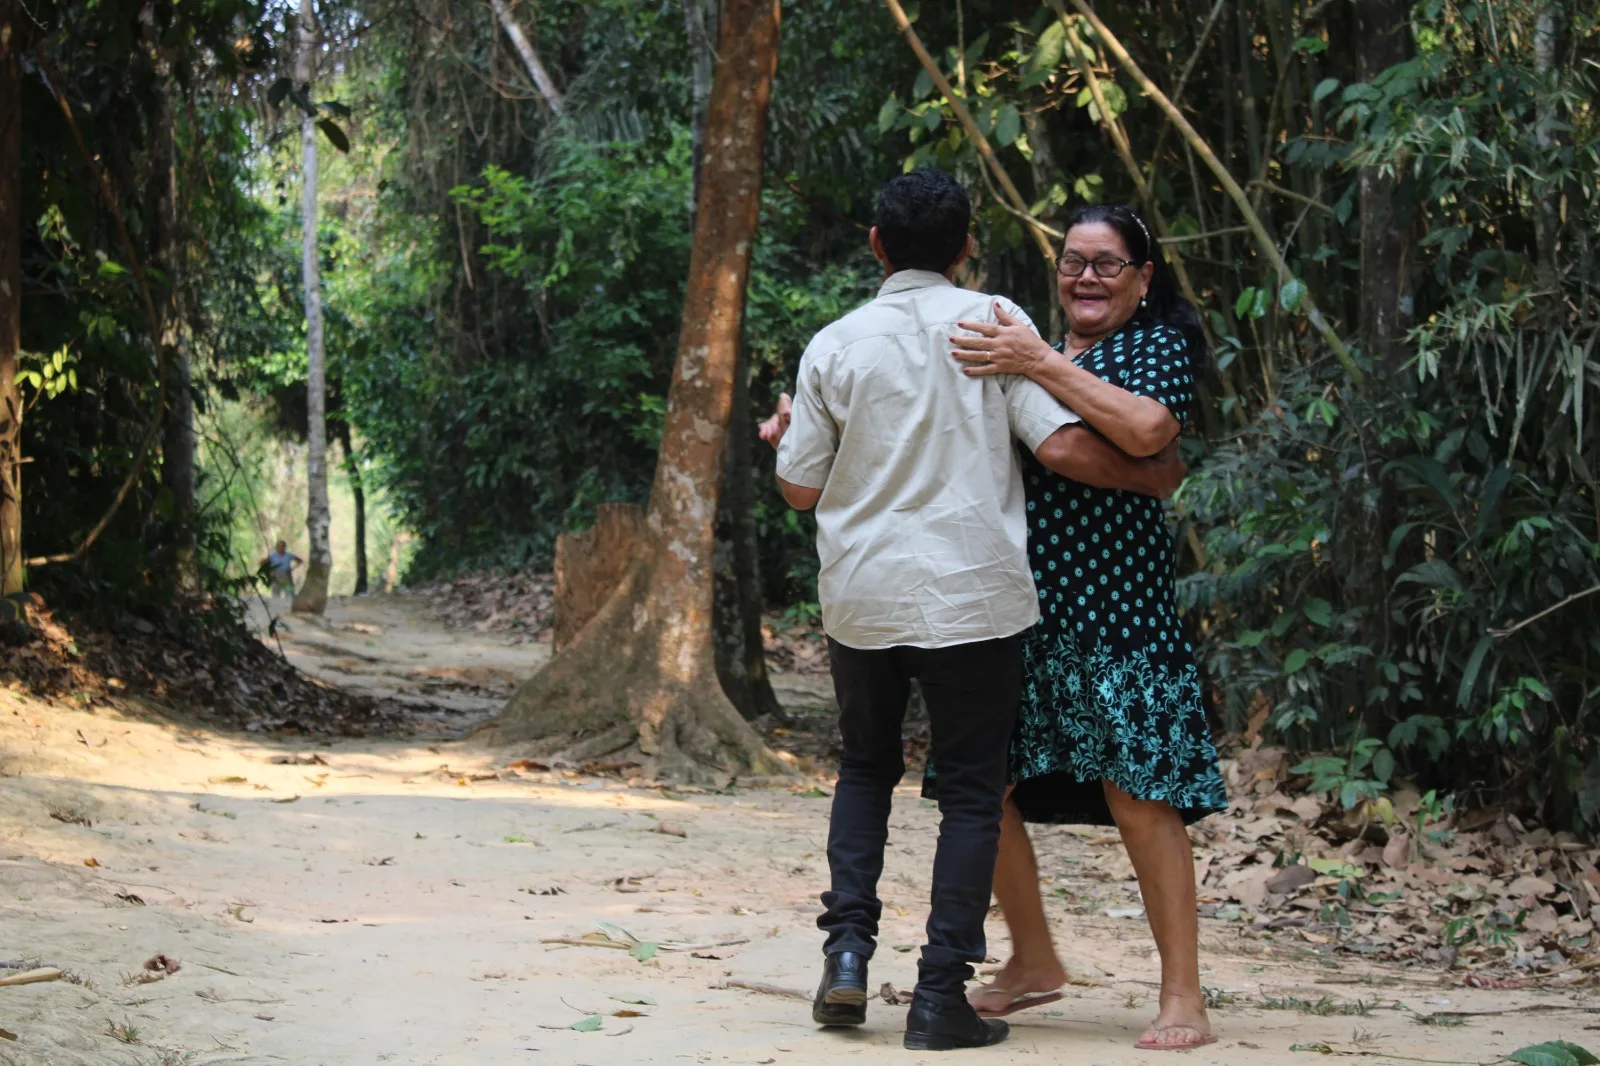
[874,169,972,275]
[1065,203,1209,372]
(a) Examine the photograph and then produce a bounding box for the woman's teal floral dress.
[926,322,1227,826]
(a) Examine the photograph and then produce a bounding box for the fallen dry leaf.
[83,857,100,868]
[656,822,688,838]
[144,954,181,974]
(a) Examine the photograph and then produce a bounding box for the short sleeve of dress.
[1124,325,1196,428]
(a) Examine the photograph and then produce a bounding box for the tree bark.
[1355,0,1413,378]
[477,0,787,784]
[148,51,197,592]
[684,0,718,219]
[714,348,784,722]
[292,0,332,616]
[0,3,23,598]
[335,418,367,595]
[489,0,564,116]
[552,502,645,652]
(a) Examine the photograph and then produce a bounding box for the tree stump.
[553,502,645,652]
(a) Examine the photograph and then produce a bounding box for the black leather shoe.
[903,993,1009,1051]
[812,951,869,1026]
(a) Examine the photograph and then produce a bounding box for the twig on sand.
[714,979,810,1001]
[0,968,62,987]
[540,937,749,953]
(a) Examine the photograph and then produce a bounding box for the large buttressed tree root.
[474,0,789,786]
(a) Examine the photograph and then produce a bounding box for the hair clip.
[1128,211,1153,253]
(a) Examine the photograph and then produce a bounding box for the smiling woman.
[934,203,1227,1051]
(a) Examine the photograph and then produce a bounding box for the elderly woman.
[936,204,1227,1051]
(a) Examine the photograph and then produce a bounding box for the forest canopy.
[4,1,1598,823]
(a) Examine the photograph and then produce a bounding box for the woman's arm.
[954,304,1178,457]
[1033,426,1186,498]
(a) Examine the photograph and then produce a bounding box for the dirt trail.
[1,596,1592,1065]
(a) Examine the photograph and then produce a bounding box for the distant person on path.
[935,204,1226,1051]
[265,540,301,597]
[759,171,1185,1052]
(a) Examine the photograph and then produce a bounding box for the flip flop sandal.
[1134,1023,1218,1051]
[970,988,1065,1018]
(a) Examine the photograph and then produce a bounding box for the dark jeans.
[818,634,1022,1005]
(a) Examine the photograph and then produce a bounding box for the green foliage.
[1179,1,1600,827]
[1508,1043,1600,1066]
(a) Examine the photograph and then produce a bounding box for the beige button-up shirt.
[776,270,1080,651]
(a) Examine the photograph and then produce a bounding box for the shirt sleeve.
[1003,376,1081,452]
[1124,326,1196,427]
[982,298,1082,451]
[775,350,838,490]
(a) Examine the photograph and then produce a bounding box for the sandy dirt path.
[1,596,1593,1065]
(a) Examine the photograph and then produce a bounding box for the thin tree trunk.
[0,0,21,598]
[684,0,718,220]
[489,0,564,116]
[715,348,784,722]
[687,0,780,723]
[478,0,787,784]
[1533,3,1561,287]
[292,0,331,616]
[336,418,367,596]
[1355,0,1412,378]
[149,57,197,592]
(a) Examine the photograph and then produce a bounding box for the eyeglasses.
[1057,254,1138,279]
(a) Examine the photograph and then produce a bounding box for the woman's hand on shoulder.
[952,302,1055,378]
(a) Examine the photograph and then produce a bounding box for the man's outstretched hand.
[758,393,793,449]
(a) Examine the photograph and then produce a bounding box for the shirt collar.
[877,269,955,298]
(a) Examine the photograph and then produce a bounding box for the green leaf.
[923,107,943,132]
[1285,648,1311,674]
[1235,287,1259,318]
[913,67,934,100]
[1279,277,1307,314]
[994,104,1021,147]
[630,941,658,962]
[1308,858,1364,879]
[267,77,293,108]
[317,118,351,153]
[1509,1042,1599,1066]
[1371,747,1395,785]
[1457,635,1493,709]
[1237,629,1267,648]
[1303,599,1333,627]
[1473,464,1512,542]
[1313,77,1341,103]
[877,96,901,133]
[610,994,657,1006]
[1030,20,1066,72]
[570,1015,603,1032]
[318,99,352,118]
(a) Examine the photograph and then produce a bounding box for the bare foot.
[967,956,1067,1013]
[1136,990,1214,1050]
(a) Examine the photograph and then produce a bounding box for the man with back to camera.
[758,169,1185,1050]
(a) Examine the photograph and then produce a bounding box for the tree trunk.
[292,0,331,616]
[552,502,645,652]
[335,418,367,595]
[0,2,23,599]
[149,61,197,592]
[714,348,784,722]
[684,0,718,218]
[477,0,787,784]
[1355,0,1413,378]
[489,0,564,116]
